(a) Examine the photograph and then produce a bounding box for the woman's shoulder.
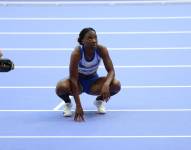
[72,46,81,54]
[70,46,81,60]
[97,44,109,56]
[97,44,107,50]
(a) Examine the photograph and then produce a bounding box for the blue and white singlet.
[78,46,101,75]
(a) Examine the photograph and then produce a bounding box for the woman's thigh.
[89,77,121,96]
[56,78,83,96]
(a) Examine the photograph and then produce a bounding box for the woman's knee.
[55,80,71,96]
[111,79,121,95]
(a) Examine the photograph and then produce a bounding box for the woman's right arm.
[69,47,84,121]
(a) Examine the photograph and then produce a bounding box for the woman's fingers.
[101,91,110,102]
[74,113,85,122]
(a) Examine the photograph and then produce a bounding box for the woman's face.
[82,30,98,48]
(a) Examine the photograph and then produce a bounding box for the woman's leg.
[89,77,121,100]
[55,79,83,117]
[88,77,121,114]
[55,78,82,103]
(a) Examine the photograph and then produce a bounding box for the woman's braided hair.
[78,27,96,45]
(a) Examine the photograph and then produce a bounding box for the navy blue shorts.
[78,73,99,94]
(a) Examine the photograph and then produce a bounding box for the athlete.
[56,27,121,121]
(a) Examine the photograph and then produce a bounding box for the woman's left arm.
[99,45,115,100]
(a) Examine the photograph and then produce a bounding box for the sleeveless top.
[78,46,101,75]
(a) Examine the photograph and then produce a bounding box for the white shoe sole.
[63,112,72,117]
[96,111,106,114]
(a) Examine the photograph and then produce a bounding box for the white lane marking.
[1,86,191,89]
[0,135,191,139]
[13,65,191,69]
[1,16,191,20]
[0,109,191,112]
[1,31,191,35]
[1,0,191,5]
[2,47,191,51]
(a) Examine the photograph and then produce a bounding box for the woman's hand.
[74,105,84,122]
[100,83,110,102]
